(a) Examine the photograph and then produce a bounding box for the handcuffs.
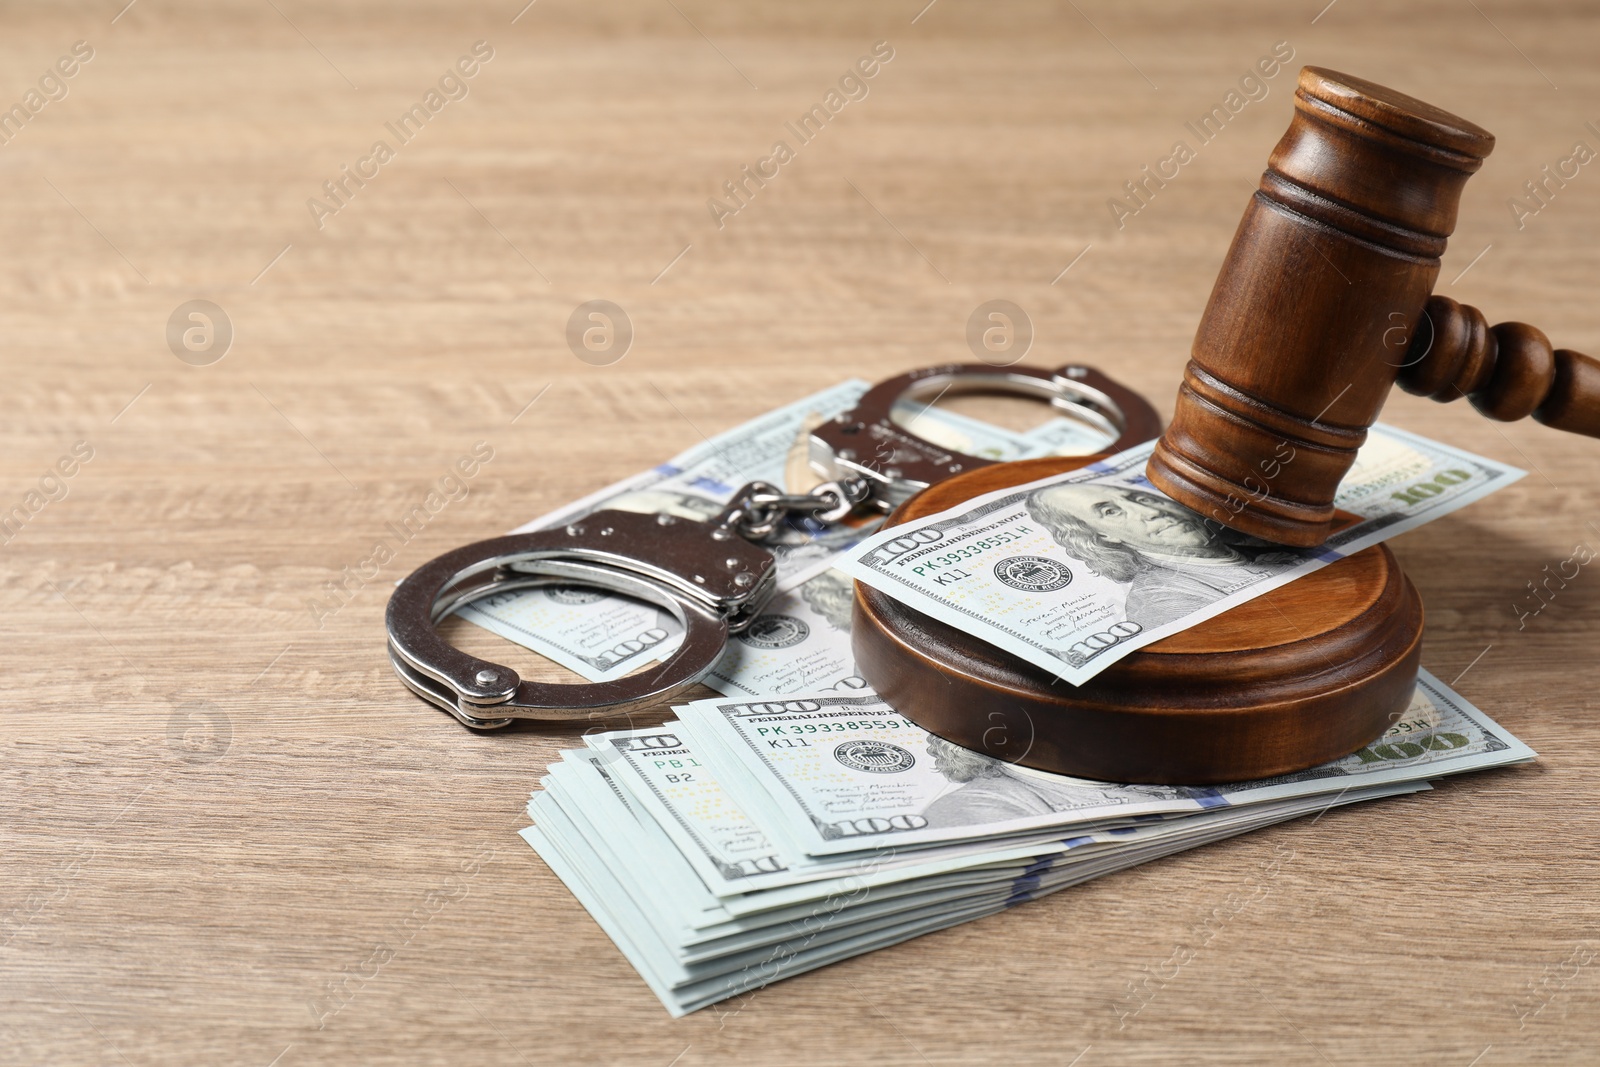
[386,363,1160,730]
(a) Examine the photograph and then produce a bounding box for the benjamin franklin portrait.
[1024,483,1298,629]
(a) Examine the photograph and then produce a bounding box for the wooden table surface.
[5,1,1599,1063]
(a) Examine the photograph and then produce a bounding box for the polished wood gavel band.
[1144,68,1497,548]
[1399,294,1600,437]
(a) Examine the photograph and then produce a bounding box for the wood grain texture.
[3,2,1599,1064]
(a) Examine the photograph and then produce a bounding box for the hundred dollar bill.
[462,383,1045,682]
[522,777,1423,1016]
[543,753,1026,938]
[581,725,797,894]
[525,807,1035,1016]
[538,738,1424,966]
[532,779,1027,960]
[704,569,864,698]
[545,741,1415,934]
[674,668,1533,856]
[838,424,1523,686]
[580,725,1083,902]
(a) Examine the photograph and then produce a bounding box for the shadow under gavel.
[1146,66,1600,548]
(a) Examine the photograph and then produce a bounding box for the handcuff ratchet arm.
[385,505,776,730]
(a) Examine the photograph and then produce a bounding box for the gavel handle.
[1399,295,1600,437]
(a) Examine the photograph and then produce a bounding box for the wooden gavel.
[1147,66,1600,547]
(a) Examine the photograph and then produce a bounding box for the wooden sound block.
[852,457,1424,784]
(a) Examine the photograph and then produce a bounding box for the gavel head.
[1145,66,1495,547]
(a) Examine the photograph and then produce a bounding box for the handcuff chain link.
[724,476,875,542]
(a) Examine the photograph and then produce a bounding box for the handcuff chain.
[724,477,875,542]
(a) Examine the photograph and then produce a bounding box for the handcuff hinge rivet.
[475,669,499,686]
[734,573,754,588]
[694,575,706,584]
[725,557,741,568]
[711,527,732,541]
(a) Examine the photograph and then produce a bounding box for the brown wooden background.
[4,1,1598,1063]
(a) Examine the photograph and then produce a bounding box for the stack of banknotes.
[529,674,1531,1016]
[480,381,1537,1016]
